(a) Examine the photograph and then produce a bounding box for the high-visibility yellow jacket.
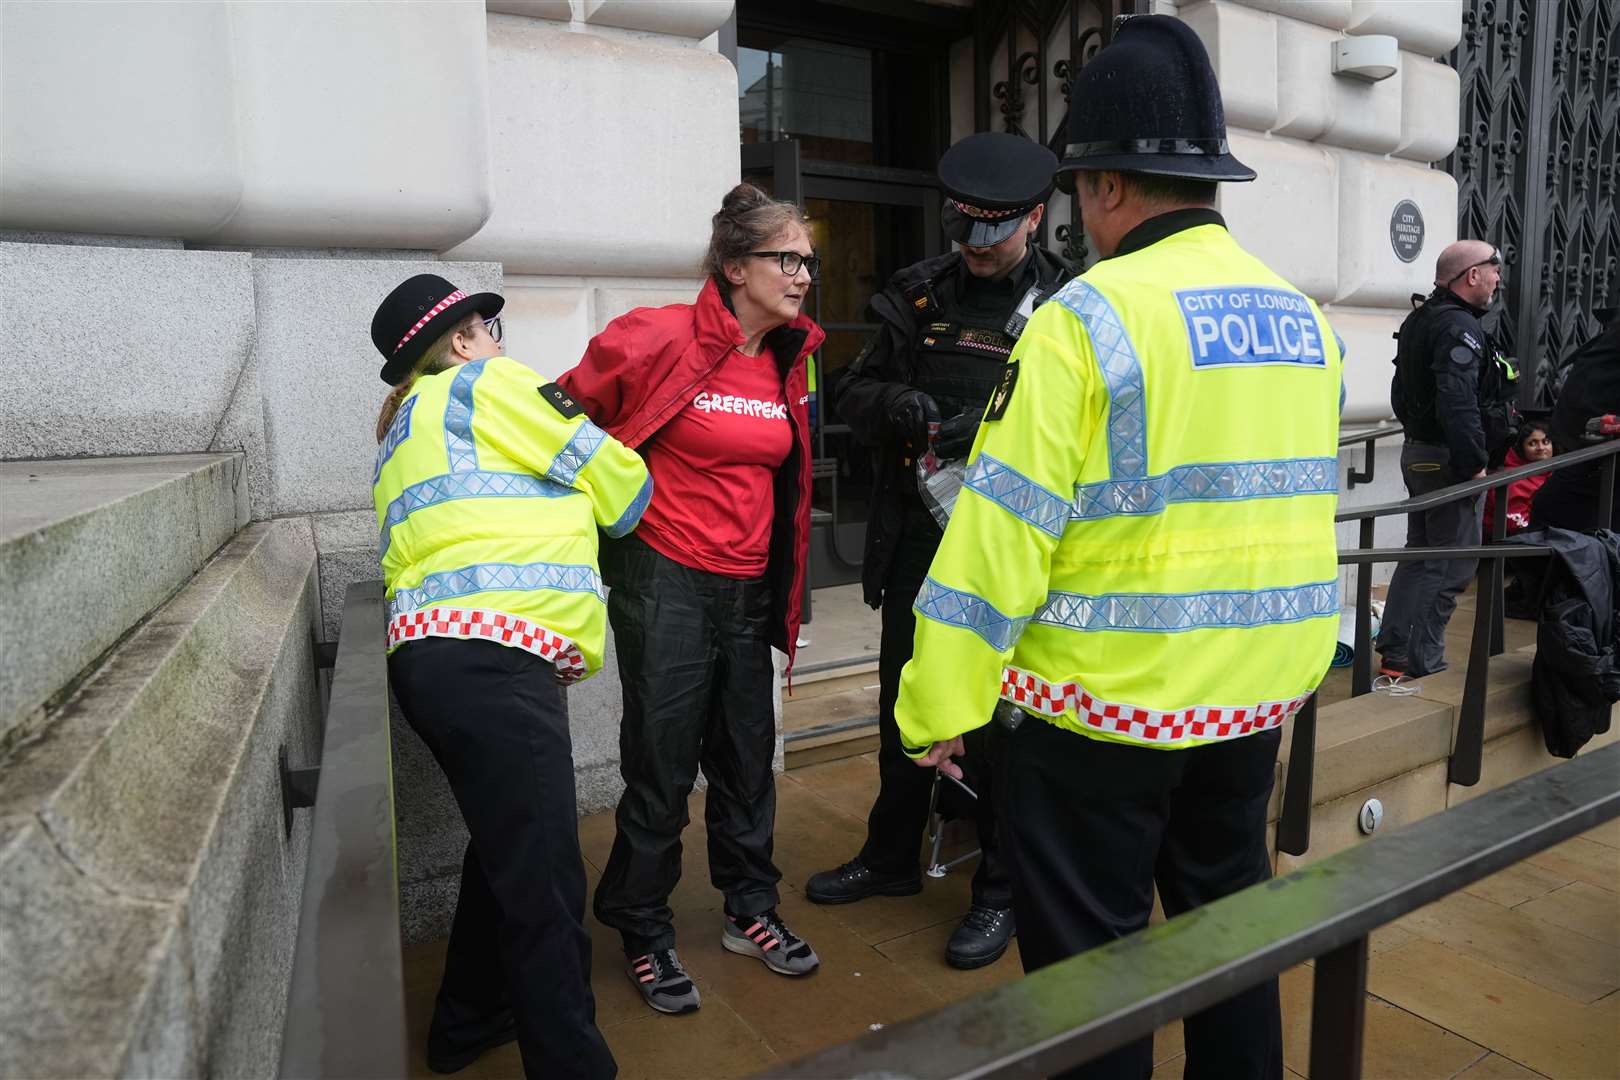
[372,355,651,682]
[895,218,1343,751]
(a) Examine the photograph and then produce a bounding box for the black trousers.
[859,505,1010,907]
[594,537,782,956]
[994,717,1284,1080]
[388,637,615,1080]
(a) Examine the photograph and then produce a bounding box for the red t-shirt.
[637,348,792,578]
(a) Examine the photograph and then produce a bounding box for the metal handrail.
[1336,438,1620,521]
[1276,438,1620,855]
[1337,422,1401,489]
[279,580,405,1079]
[762,742,1620,1080]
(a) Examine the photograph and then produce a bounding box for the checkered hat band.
[998,666,1309,747]
[950,198,1023,221]
[386,605,588,683]
[394,290,468,354]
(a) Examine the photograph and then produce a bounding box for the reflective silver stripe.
[1052,279,1146,479]
[962,454,1070,538]
[443,359,487,472]
[1070,457,1338,520]
[914,577,1030,652]
[378,470,579,559]
[546,419,608,487]
[604,474,654,539]
[391,560,605,614]
[1033,581,1338,634]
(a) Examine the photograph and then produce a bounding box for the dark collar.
[1431,287,1490,319]
[954,246,1038,295]
[1111,207,1226,259]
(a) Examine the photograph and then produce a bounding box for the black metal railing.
[761,741,1620,1080]
[1337,421,1403,490]
[1276,437,1620,855]
[279,580,406,1079]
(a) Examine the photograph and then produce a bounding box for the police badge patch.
[539,382,585,418]
[985,361,1019,421]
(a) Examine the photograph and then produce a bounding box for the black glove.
[888,389,941,450]
[933,410,980,460]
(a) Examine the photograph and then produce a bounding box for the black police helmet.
[1056,14,1255,191]
[938,132,1058,248]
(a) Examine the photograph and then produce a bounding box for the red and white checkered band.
[950,198,1023,221]
[394,290,469,354]
[998,666,1310,747]
[387,605,589,683]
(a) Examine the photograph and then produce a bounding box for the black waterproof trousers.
[593,536,783,956]
[994,718,1284,1080]
[388,637,616,1080]
[859,504,1011,907]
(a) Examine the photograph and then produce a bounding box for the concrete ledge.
[0,454,249,750]
[0,518,322,1077]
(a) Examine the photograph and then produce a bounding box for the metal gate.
[1448,0,1620,405]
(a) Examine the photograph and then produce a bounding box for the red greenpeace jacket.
[559,278,825,666]
[1484,446,1549,537]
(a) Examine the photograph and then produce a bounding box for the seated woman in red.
[1484,422,1553,537]
[559,183,825,1016]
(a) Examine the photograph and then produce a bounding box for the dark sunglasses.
[1445,248,1501,288]
[747,250,821,282]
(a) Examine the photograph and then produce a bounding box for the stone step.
[0,454,250,751]
[0,517,321,1078]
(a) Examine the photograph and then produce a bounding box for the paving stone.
[871,916,1024,1003]
[1525,835,1620,895]
[1279,963,1485,1078]
[1395,891,1620,1003]
[1463,859,1574,909]
[1516,882,1620,949]
[602,1000,779,1079]
[782,754,884,824]
[1367,939,1619,1079]
[1582,818,1620,851]
[1454,1052,1548,1078]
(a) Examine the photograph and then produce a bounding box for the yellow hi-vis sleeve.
[893,307,1099,754]
[471,357,653,538]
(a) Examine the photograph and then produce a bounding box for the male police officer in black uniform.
[805,132,1072,970]
[1378,239,1515,680]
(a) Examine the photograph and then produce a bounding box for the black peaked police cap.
[1056,14,1255,190]
[939,132,1059,248]
[372,273,505,385]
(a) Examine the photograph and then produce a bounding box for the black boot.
[805,857,923,904]
[945,904,1014,970]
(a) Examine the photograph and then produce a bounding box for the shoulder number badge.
[985,361,1019,422]
[539,382,585,419]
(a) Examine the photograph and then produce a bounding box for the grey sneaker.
[721,908,820,976]
[626,948,700,1015]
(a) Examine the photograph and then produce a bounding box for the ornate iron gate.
[972,0,1137,268]
[1448,0,1619,405]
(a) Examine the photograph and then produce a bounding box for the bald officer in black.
[807,132,1073,970]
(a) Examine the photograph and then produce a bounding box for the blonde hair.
[702,182,809,288]
[374,312,482,443]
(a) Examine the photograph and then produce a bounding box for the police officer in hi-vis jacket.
[896,18,1344,1079]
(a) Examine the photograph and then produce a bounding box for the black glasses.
[1445,248,1501,288]
[747,250,821,281]
[480,315,503,344]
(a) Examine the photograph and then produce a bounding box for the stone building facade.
[0,0,1470,1072]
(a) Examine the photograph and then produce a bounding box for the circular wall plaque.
[1390,199,1425,263]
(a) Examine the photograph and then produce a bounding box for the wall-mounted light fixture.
[1332,34,1400,83]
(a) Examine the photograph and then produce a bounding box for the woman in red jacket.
[1484,422,1553,536]
[560,184,825,1016]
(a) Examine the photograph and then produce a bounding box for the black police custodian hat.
[938,132,1059,248]
[1057,14,1254,185]
[371,273,505,385]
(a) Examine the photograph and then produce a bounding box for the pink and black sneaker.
[721,908,820,976]
[625,948,700,1015]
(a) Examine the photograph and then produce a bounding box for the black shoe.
[805,857,923,905]
[945,904,1015,970]
[426,1015,518,1074]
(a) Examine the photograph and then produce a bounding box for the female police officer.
[371,274,651,1079]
